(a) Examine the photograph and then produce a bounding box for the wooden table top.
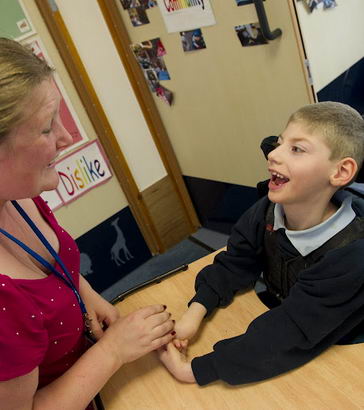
[100,251,364,410]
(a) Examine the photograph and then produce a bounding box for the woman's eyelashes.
[42,119,54,135]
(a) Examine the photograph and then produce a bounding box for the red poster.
[27,38,88,149]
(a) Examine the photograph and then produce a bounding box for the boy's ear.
[330,157,358,187]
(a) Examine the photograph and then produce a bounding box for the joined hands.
[157,302,207,383]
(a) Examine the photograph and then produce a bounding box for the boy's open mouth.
[271,171,289,186]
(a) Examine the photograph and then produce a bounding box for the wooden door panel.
[117,0,313,187]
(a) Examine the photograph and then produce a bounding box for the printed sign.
[158,0,216,33]
[55,140,112,204]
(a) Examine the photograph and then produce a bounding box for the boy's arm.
[174,302,207,341]
[174,197,269,341]
[190,240,364,386]
[189,197,269,316]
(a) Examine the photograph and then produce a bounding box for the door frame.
[35,0,199,253]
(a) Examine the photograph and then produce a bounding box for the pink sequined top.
[0,196,86,388]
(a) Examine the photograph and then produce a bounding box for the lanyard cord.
[4,200,88,315]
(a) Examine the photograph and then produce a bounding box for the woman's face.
[0,78,73,200]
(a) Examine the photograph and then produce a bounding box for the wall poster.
[26,37,89,153]
[0,0,35,41]
[42,140,113,209]
[54,140,113,205]
[159,0,216,33]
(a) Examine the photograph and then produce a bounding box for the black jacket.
[190,194,364,386]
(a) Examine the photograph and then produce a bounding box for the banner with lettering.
[55,140,112,205]
[159,0,216,33]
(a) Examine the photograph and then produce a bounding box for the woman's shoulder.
[32,196,52,213]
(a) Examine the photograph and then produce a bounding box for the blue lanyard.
[0,201,90,329]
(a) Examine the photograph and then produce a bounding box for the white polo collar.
[273,191,355,256]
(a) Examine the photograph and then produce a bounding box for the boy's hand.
[172,338,188,351]
[174,302,207,341]
[157,342,196,383]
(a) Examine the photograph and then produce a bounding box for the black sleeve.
[189,197,269,315]
[191,239,364,385]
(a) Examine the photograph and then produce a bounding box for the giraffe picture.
[110,217,134,266]
[76,207,151,292]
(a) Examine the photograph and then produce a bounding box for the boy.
[158,102,364,385]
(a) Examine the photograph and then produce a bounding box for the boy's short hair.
[288,102,364,173]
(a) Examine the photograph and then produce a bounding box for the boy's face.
[267,121,338,206]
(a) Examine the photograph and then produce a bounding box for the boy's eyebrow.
[280,135,312,145]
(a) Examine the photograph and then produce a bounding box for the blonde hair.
[288,102,364,171]
[0,37,53,140]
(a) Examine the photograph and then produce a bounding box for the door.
[102,0,314,188]
[294,0,364,94]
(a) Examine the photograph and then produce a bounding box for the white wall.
[295,0,364,92]
[23,0,129,239]
[56,0,167,191]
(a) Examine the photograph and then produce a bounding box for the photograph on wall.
[120,0,157,10]
[141,0,158,7]
[302,0,321,12]
[156,84,174,106]
[26,38,89,153]
[180,29,206,52]
[301,0,337,12]
[133,37,167,58]
[127,7,150,26]
[322,0,337,9]
[235,23,268,47]
[143,69,159,92]
[235,0,265,5]
[159,0,216,33]
[131,38,173,105]
[0,0,35,41]
[131,38,170,89]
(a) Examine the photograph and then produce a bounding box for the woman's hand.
[99,304,175,368]
[79,276,120,340]
[157,342,196,383]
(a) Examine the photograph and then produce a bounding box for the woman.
[0,37,174,410]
